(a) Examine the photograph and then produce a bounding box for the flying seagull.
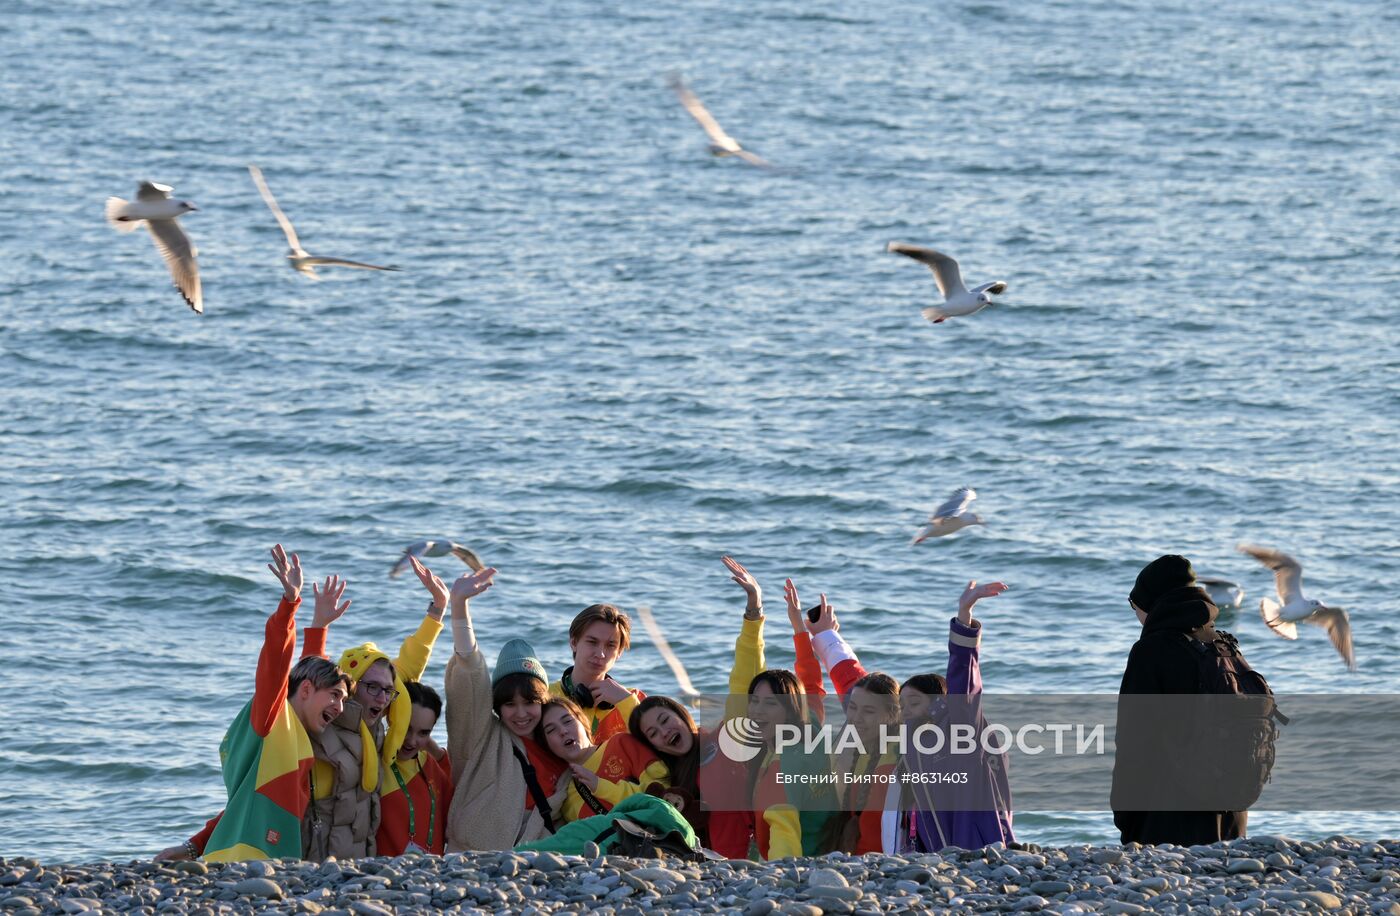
[887,243,1007,324]
[389,540,485,579]
[248,164,401,279]
[1197,577,1246,612]
[667,74,772,168]
[1239,543,1355,671]
[635,605,702,704]
[105,181,202,314]
[912,487,983,543]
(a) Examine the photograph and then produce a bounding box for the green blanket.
[516,793,699,856]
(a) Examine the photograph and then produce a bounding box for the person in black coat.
[1111,554,1249,845]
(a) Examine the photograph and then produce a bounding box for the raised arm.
[805,596,867,702]
[723,556,767,721]
[443,566,499,775]
[784,580,827,720]
[392,557,450,682]
[253,544,303,737]
[301,573,351,660]
[947,580,1007,698]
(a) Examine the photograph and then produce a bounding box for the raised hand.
[409,555,449,615]
[311,574,351,628]
[722,555,763,615]
[450,566,498,604]
[267,544,303,601]
[805,593,838,635]
[958,579,1009,625]
[569,762,600,791]
[782,578,806,636]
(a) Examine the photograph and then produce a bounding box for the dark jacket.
[1111,585,1248,845]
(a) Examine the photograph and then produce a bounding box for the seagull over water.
[887,243,1007,324]
[667,74,772,168]
[389,539,485,579]
[1239,543,1355,671]
[248,165,401,280]
[912,487,984,543]
[1197,577,1246,612]
[105,181,202,314]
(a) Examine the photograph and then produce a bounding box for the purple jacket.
[898,617,1016,851]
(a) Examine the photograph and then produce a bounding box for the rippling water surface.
[1,0,1397,860]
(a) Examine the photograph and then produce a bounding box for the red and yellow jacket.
[563,733,668,823]
[377,751,454,856]
[548,670,645,743]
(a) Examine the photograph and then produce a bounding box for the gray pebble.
[232,877,283,900]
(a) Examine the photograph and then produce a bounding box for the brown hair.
[491,671,550,716]
[746,668,809,799]
[288,657,352,696]
[534,696,588,747]
[900,673,947,697]
[569,604,632,651]
[629,696,701,800]
[852,672,900,698]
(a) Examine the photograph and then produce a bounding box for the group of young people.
[155,544,1258,863]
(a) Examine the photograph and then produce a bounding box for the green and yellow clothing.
[203,596,314,862]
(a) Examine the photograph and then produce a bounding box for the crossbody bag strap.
[511,744,557,834]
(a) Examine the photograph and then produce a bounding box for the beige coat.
[444,647,566,850]
[304,700,382,860]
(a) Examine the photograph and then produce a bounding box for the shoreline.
[3,835,1397,915]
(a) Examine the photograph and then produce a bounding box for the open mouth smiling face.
[639,707,695,756]
[541,706,591,762]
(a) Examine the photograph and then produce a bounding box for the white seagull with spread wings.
[390,540,484,579]
[248,165,401,280]
[913,487,984,543]
[105,181,202,314]
[1239,543,1355,671]
[667,74,772,168]
[887,242,1007,324]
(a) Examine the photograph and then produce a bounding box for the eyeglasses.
[360,681,399,701]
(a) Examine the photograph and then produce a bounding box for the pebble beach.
[4,836,1397,916]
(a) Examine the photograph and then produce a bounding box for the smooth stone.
[1085,875,1113,888]
[1092,849,1124,865]
[804,885,863,902]
[1228,859,1265,875]
[631,867,686,884]
[1013,896,1048,911]
[1134,877,1169,893]
[899,867,935,884]
[232,877,284,900]
[1297,891,1344,909]
[808,868,849,888]
[746,893,782,915]
[1265,853,1292,869]
[1102,904,1145,915]
[171,861,208,876]
[246,861,275,878]
[1030,880,1072,895]
[533,852,568,873]
[348,903,393,916]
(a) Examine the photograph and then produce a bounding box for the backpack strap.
[512,744,557,834]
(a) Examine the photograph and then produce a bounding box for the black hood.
[1142,585,1218,635]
